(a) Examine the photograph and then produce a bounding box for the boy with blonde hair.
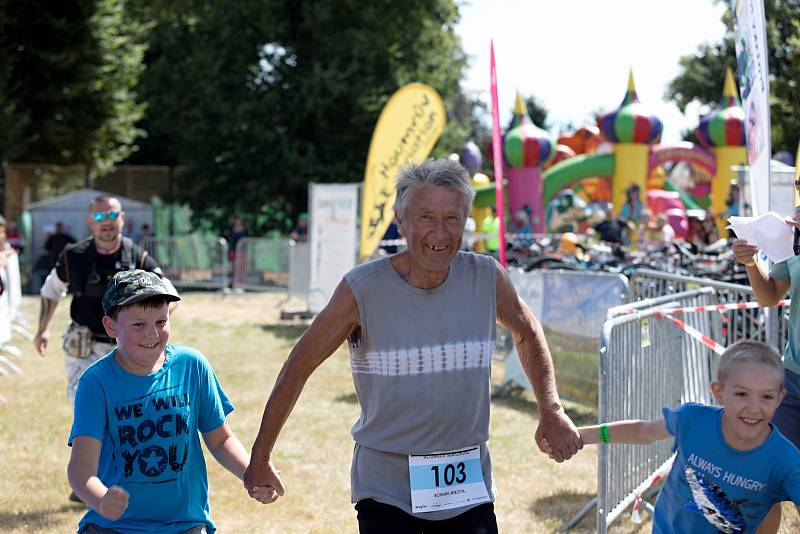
[573,340,800,533]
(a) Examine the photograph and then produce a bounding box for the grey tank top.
[344,251,497,519]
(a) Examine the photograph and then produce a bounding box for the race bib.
[408,446,490,513]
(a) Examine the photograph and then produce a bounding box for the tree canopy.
[0,0,147,173]
[665,0,800,155]
[128,0,480,233]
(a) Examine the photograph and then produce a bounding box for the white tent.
[25,189,153,259]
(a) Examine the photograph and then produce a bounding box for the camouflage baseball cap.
[102,269,180,315]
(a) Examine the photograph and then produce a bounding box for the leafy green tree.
[524,94,550,130]
[0,0,147,174]
[665,0,800,154]
[131,0,480,234]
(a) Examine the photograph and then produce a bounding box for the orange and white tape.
[658,299,789,315]
[655,311,726,355]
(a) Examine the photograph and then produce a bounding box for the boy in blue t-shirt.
[571,340,800,533]
[67,270,261,533]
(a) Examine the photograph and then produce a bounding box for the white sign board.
[308,183,359,313]
[733,0,771,216]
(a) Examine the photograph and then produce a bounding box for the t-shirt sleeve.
[54,249,69,283]
[781,458,800,505]
[662,403,697,439]
[196,355,234,433]
[69,372,107,446]
[771,259,790,281]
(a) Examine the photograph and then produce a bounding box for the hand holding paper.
[727,212,795,263]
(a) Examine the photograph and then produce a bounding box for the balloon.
[459,142,482,175]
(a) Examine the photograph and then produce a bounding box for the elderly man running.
[244,158,581,532]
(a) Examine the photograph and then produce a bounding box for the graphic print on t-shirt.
[682,451,767,534]
[113,385,191,481]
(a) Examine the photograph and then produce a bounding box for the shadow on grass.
[531,490,597,531]
[491,388,597,426]
[260,323,309,340]
[0,504,79,531]
[335,392,359,404]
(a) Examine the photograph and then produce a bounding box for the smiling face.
[103,302,171,375]
[396,185,466,285]
[88,197,125,248]
[711,360,785,451]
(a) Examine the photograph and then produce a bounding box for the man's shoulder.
[454,251,498,271]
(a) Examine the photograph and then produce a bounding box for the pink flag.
[490,40,507,267]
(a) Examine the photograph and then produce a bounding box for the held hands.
[243,459,285,504]
[33,330,49,357]
[98,485,129,520]
[535,407,583,463]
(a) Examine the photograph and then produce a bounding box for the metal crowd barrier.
[231,237,291,293]
[141,235,229,290]
[629,268,788,351]
[595,287,719,533]
[499,269,628,406]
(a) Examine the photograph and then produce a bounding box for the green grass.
[0,293,797,533]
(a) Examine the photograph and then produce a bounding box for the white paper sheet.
[727,212,795,263]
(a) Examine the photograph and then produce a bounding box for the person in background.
[509,209,532,247]
[132,223,152,245]
[32,194,172,504]
[480,206,500,255]
[619,183,644,224]
[227,215,249,287]
[44,221,77,263]
[379,220,401,255]
[290,213,309,242]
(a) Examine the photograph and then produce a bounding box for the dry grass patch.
[0,292,798,533]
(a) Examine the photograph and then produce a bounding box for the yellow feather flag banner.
[359,83,446,260]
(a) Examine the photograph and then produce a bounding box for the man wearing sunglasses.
[731,181,800,531]
[33,193,171,424]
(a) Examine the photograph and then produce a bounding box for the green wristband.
[599,424,611,444]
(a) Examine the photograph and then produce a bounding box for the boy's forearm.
[67,462,108,510]
[209,436,250,480]
[578,420,667,445]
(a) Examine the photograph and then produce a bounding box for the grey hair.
[393,159,475,219]
[717,340,784,384]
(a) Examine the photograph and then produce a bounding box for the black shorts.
[355,499,498,534]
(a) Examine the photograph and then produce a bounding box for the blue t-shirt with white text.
[653,403,800,533]
[69,344,233,534]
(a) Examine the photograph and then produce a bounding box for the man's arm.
[732,240,790,306]
[494,263,582,462]
[578,419,669,446]
[243,277,359,501]
[68,436,129,519]
[34,268,67,356]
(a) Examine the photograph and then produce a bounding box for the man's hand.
[243,459,285,504]
[535,407,583,463]
[33,330,49,357]
[98,485,129,520]
[732,239,759,265]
